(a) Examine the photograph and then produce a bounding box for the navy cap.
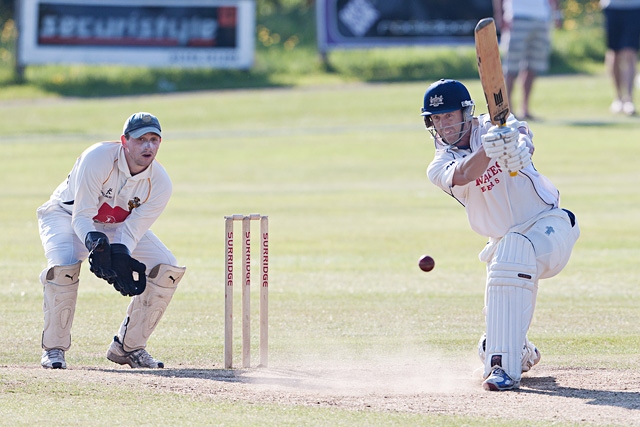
[123,112,162,138]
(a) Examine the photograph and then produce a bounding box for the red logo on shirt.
[93,203,130,223]
[476,161,502,192]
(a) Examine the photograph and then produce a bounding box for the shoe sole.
[482,381,516,391]
[107,351,135,368]
[107,350,164,369]
[42,362,66,369]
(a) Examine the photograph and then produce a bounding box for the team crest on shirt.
[429,95,444,107]
[128,197,141,211]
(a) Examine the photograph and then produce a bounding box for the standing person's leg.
[618,47,638,115]
[501,21,526,115]
[521,20,551,119]
[520,69,537,119]
[603,7,636,114]
[618,7,640,115]
[606,49,624,112]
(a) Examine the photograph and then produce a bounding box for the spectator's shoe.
[610,100,623,114]
[106,336,164,368]
[482,366,519,391]
[41,349,66,369]
[623,101,636,116]
[521,338,541,373]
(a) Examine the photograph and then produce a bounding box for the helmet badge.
[429,95,444,108]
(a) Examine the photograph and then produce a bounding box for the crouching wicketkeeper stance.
[37,112,185,369]
[421,80,580,390]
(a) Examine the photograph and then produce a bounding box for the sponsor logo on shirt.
[93,203,130,223]
[476,160,502,192]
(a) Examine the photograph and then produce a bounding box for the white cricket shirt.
[47,141,172,252]
[427,114,559,239]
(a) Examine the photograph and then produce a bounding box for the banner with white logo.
[317,0,494,52]
[18,0,255,68]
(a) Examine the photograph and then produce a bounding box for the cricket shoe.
[41,348,66,369]
[477,334,541,373]
[521,337,541,373]
[482,366,519,391]
[106,336,164,368]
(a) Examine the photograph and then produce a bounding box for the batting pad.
[484,233,537,381]
[41,262,81,351]
[118,264,185,352]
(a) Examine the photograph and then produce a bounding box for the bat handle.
[510,171,517,177]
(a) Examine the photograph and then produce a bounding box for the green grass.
[1,72,639,425]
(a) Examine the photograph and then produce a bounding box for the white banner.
[18,0,255,69]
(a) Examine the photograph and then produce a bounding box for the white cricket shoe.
[41,349,66,369]
[106,336,164,368]
[482,366,519,391]
[477,333,541,373]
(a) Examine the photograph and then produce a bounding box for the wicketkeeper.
[420,79,580,391]
[37,112,185,369]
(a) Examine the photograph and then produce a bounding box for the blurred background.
[0,0,606,98]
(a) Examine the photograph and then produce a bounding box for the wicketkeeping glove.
[85,231,117,283]
[482,126,519,159]
[110,244,147,297]
[501,139,532,174]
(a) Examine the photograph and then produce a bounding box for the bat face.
[474,18,510,126]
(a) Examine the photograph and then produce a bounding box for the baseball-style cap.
[123,112,162,138]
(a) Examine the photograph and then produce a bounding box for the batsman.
[420,79,580,390]
[36,112,185,370]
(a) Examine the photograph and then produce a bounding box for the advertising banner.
[317,0,494,52]
[18,0,255,68]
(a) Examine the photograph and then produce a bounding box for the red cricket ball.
[418,255,435,272]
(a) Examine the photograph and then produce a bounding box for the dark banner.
[317,0,494,52]
[36,4,237,48]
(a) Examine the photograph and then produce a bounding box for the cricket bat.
[474,17,517,176]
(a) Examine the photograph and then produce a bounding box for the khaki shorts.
[500,18,551,75]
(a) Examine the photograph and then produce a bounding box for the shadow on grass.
[93,367,310,388]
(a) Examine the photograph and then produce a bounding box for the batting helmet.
[421,79,474,118]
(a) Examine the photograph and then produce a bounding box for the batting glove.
[482,126,519,159]
[501,139,532,174]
